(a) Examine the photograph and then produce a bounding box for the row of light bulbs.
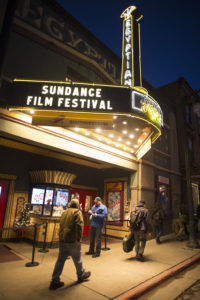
[73,127,148,154]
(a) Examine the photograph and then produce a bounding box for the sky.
[56,0,200,92]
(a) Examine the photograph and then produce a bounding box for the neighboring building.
[158,78,200,217]
[0,0,185,244]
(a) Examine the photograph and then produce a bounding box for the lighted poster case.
[30,186,69,217]
[106,182,123,226]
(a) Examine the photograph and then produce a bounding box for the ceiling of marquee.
[67,115,154,157]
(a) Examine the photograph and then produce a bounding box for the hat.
[94,197,102,203]
[70,198,79,208]
[139,200,146,205]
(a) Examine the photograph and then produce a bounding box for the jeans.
[89,226,102,254]
[133,231,147,255]
[52,242,84,282]
[155,224,163,239]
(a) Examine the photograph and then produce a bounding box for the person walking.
[130,200,151,261]
[151,203,165,244]
[49,198,91,290]
[86,196,107,258]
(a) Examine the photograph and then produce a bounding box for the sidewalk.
[0,234,199,300]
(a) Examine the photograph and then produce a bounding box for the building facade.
[0,0,185,244]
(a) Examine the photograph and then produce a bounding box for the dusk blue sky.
[56,0,200,92]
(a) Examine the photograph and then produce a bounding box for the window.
[185,105,191,124]
[198,119,200,135]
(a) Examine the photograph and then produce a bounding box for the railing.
[0,218,131,265]
[101,219,131,251]
[0,222,48,267]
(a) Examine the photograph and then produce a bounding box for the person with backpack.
[151,203,165,244]
[130,200,152,261]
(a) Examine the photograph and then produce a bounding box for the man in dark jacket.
[130,200,151,261]
[49,199,91,290]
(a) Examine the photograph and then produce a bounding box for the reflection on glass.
[32,205,43,215]
[52,205,64,217]
[55,189,69,206]
[31,188,45,205]
[159,184,168,214]
[85,195,91,212]
[44,189,54,205]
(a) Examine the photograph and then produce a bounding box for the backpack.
[130,208,145,231]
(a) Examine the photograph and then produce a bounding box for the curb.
[113,253,200,300]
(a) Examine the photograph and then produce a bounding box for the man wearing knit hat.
[49,199,91,290]
[86,196,107,258]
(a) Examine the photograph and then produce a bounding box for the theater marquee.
[5,6,163,161]
[8,79,163,128]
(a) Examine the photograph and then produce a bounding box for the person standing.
[130,200,151,261]
[151,203,165,244]
[49,199,91,290]
[86,197,107,258]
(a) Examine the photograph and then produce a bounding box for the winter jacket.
[59,208,83,243]
[131,204,151,233]
[90,203,107,229]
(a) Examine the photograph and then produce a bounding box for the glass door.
[70,189,97,236]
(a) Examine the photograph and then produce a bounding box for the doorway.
[70,188,97,236]
[0,180,9,236]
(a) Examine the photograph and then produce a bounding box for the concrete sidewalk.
[0,234,199,300]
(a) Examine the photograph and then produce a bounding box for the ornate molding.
[29,170,76,186]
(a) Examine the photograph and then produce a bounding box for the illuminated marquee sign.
[121,6,143,87]
[7,80,163,128]
[132,91,163,127]
[8,80,131,113]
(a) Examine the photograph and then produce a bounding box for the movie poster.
[107,191,121,222]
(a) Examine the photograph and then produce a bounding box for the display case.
[30,185,69,217]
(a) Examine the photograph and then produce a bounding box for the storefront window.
[30,186,69,217]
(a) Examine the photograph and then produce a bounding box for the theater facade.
[0,0,182,243]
